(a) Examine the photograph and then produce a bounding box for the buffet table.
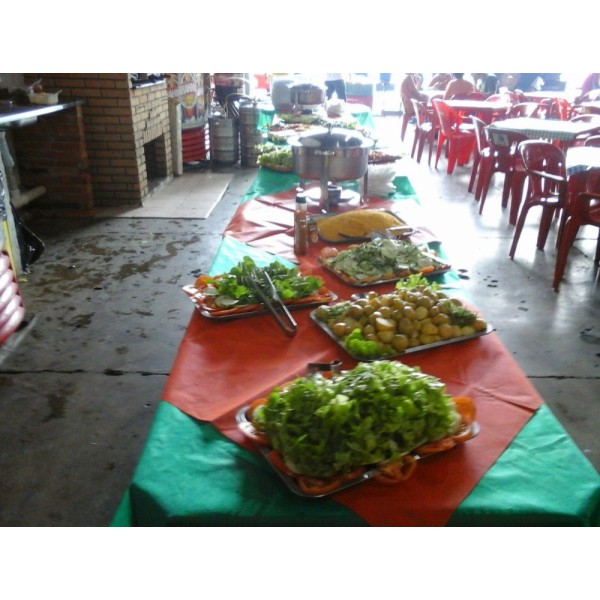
[111,169,600,527]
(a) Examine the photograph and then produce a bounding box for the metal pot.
[289,127,374,209]
[290,83,326,107]
[289,127,374,181]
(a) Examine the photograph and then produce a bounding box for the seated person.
[400,73,426,118]
[427,73,452,90]
[443,73,477,100]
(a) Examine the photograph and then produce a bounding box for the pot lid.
[291,127,373,149]
[290,82,326,92]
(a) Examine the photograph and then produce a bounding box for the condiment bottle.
[294,191,308,256]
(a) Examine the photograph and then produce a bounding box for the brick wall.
[12,101,94,215]
[25,74,173,208]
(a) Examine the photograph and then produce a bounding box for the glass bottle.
[294,191,308,256]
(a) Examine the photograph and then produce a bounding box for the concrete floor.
[1,115,599,527]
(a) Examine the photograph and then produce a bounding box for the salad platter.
[237,360,479,498]
[319,238,451,287]
[183,257,336,320]
[310,279,492,361]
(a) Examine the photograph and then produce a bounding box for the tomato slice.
[296,475,344,496]
[374,455,418,485]
[452,422,474,444]
[247,397,267,421]
[453,396,476,425]
[342,466,367,481]
[238,420,269,446]
[414,437,456,456]
[266,450,296,478]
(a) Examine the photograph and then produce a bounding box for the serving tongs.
[244,268,297,336]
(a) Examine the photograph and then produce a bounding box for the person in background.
[580,73,600,97]
[324,73,347,101]
[427,73,452,90]
[443,73,477,100]
[400,73,426,119]
[473,73,499,96]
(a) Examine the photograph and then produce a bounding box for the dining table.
[110,166,600,527]
[445,99,511,124]
[522,91,576,103]
[487,117,600,144]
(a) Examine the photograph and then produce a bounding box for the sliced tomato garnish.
[266,450,296,478]
[414,437,456,456]
[452,422,474,444]
[374,455,418,485]
[453,396,476,425]
[238,420,269,446]
[342,466,367,481]
[296,475,344,496]
[247,397,268,421]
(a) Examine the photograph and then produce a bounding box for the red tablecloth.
[162,191,544,526]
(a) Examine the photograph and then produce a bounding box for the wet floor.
[0,115,599,526]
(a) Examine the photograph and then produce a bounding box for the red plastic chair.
[469,116,489,196]
[553,192,600,290]
[509,140,568,260]
[400,93,414,141]
[584,134,600,147]
[450,92,487,100]
[410,99,438,166]
[568,115,600,146]
[432,98,475,174]
[507,102,543,118]
[478,127,529,222]
[0,250,26,346]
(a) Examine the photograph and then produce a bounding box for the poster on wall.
[166,73,207,130]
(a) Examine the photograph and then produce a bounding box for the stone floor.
[1,115,599,527]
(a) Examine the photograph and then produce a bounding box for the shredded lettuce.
[255,361,461,478]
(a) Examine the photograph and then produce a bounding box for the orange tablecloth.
[162,191,544,526]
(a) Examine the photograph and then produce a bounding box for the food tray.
[236,404,480,498]
[310,309,494,360]
[312,209,413,243]
[183,284,337,321]
[261,164,294,173]
[318,254,451,287]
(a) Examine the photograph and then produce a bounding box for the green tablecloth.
[111,170,600,527]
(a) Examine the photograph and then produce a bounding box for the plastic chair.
[432,98,475,174]
[547,98,574,121]
[410,99,438,166]
[507,102,543,118]
[478,127,529,222]
[584,134,600,147]
[450,92,487,100]
[468,116,489,196]
[509,140,568,259]
[553,192,600,291]
[400,93,415,141]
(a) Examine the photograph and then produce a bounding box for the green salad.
[252,360,461,478]
[201,256,324,308]
[322,238,445,282]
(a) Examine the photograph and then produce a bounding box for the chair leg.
[435,135,445,169]
[416,135,426,164]
[537,205,556,250]
[509,173,527,226]
[509,202,531,259]
[553,218,581,291]
[468,154,480,193]
[401,114,409,141]
[411,129,419,159]
[476,160,492,205]
[427,132,436,166]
